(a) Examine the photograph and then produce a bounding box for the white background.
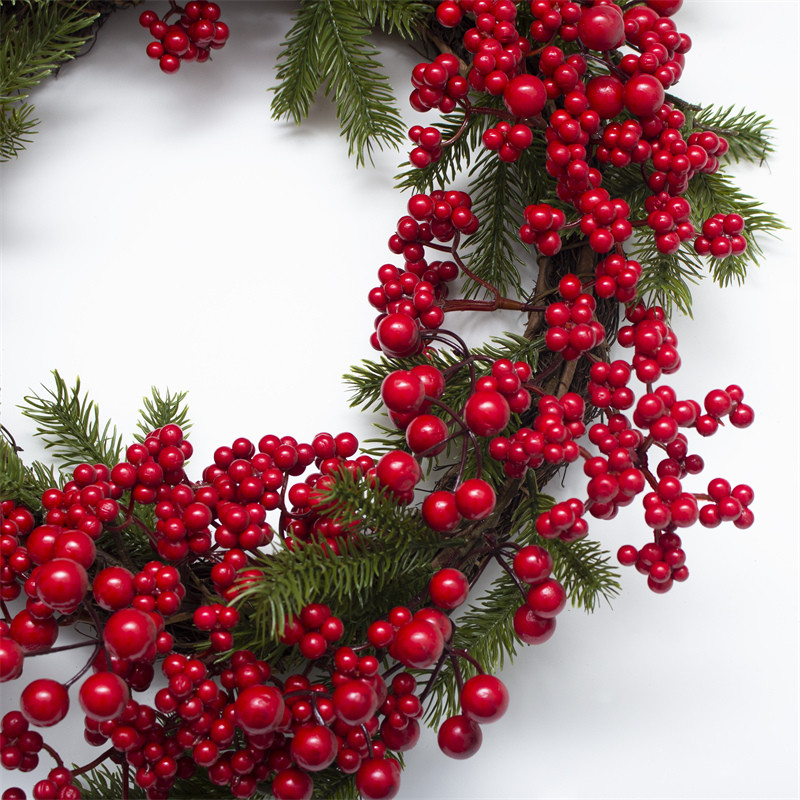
[1,2,798,799]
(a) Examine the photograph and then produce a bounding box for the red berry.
[422,490,462,533]
[391,619,444,668]
[290,724,338,772]
[376,313,422,358]
[20,679,69,727]
[577,5,624,51]
[78,673,130,722]
[513,605,556,644]
[234,685,284,735]
[437,714,483,759]
[464,390,511,437]
[375,450,421,495]
[428,568,470,610]
[355,757,401,800]
[103,608,157,661]
[459,674,509,724]
[454,478,496,520]
[503,74,547,118]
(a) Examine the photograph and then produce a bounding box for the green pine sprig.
[0,434,62,512]
[352,0,432,40]
[0,0,99,161]
[20,371,123,470]
[691,104,775,165]
[234,469,453,657]
[270,0,412,167]
[459,149,532,299]
[135,387,192,441]
[394,107,489,193]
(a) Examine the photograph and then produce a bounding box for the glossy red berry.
[355,757,401,800]
[464,390,511,437]
[428,568,469,610]
[78,672,130,722]
[391,619,444,669]
[454,478,496,520]
[234,685,284,735]
[503,74,547,118]
[20,679,69,727]
[437,714,483,759]
[460,674,509,724]
[290,724,338,772]
[103,608,157,661]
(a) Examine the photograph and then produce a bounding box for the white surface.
[1,2,798,798]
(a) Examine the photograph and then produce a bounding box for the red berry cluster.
[518,202,565,256]
[543,273,606,360]
[617,530,688,594]
[595,119,650,167]
[278,603,344,660]
[511,544,566,645]
[577,189,633,254]
[593,254,642,303]
[489,391,584,479]
[539,45,585,100]
[138,2,229,74]
[481,120,533,163]
[400,0,746,273]
[528,0,581,43]
[409,54,468,114]
[371,191,479,356]
[617,304,681,383]
[694,213,747,259]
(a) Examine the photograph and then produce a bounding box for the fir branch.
[0,0,99,161]
[691,104,775,165]
[0,435,61,512]
[73,764,145,800]
[541,536,621,612]
[458,152,527,298]
[352,0,432,39]
[394,104,491,193]
[686,170,786,287]
[633,233,703,317]
[236,472,452,654]
[0,100,36,161]
[135,387,192,440]
[270,1,322,125]
[20,371,123,469]
[271,0,407,167]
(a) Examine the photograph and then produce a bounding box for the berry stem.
[446,646,485,675]
[71,747,115,777]
[22,639,101,657]
[41,741,65,768]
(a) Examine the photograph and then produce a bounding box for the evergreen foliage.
[0,0,99,160]
[0,434,61,512]
[0,7,784,799]
[20,371,124,470]
[135,387,193,441]
[235,469,453,659]
[270,0,428,166]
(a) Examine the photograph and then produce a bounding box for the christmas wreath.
[1,2,798,799]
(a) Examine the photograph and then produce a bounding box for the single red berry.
[459,674,509,724]
[78,672,130,722]
[503,74,547,118]
[20,679,69,727]
[428,568,470,610]
[437,714,483,759]
[454,478,496,520]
